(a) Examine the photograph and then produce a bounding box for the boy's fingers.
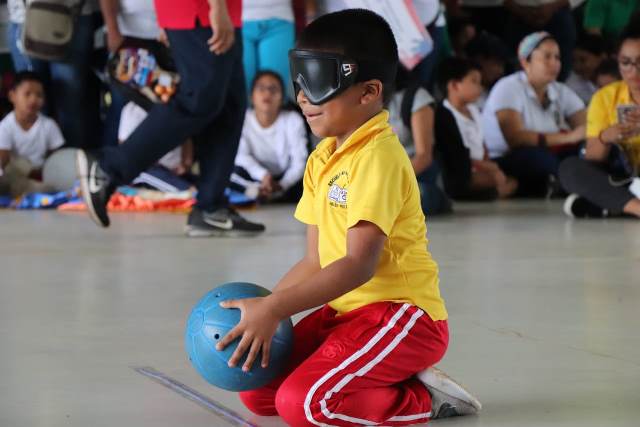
[216,325,241,350]
[228,334,252,367]
[243,340,262,372]
[220,299,239,309]
[261,341,271,368]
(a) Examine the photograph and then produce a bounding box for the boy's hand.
[216,296,282,372]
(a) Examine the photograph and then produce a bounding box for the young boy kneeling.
[217,10,482,426]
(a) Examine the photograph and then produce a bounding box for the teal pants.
[242,19,295,99]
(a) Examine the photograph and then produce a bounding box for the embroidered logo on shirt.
[327,170,348,208]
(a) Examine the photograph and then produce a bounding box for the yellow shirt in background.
[587,81,640,168]
[294,110,447,320]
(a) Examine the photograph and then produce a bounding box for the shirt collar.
[518,71,559,104]
[316,110,391,157]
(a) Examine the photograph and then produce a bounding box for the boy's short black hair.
[575,33,610,56]
[437,57,481,95]
[11,71,44,91]
[251,70,285,94]
[296,9,398,103]
[594,58,621,80]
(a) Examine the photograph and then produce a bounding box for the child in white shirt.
[0,72,65,197]
[231,70,308,202]
[435,57,517,199]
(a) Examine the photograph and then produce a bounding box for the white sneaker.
[417,367,482,419]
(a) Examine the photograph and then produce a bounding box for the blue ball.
[185,282,294,391]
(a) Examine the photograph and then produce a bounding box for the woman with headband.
[482,31,586,197]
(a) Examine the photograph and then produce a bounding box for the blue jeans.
[7,15,102,148]
[242,19,295,99]
[100,27,247,212]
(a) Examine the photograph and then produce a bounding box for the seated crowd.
[1,0,639,220]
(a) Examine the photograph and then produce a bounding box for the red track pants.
[239,302,449,426]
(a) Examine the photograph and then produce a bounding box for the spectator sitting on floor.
[565,33,609,104]
[594,59,621,89]
[559,23,640,219]
[0,72,65,197]
[386,66,452,215]
[230,70,308,203]
[435,57,518,201]
[118,101,194,193]
[482,31,586,197]
[464,32,510,110]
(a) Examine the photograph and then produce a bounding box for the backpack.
[21,0,86,61]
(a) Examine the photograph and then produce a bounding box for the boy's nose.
[296,90,308,105]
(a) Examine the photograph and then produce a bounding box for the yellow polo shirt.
[587,81,640,168]
[294,110,447,320]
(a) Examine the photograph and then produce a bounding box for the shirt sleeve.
[346,147,406,236]
[488,78,522,114]
[0,119,13,152]
[583,0,606,30]
[278,112,308,191]
[234,132,269,181]
[293,156,317,225]
[411,88,435,113]
[46,118,65,150]
[559,83,586,117]
[585,88,610,139]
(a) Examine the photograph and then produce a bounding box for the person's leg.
[274,302,449,426]
[7,22,30,72]
[100,27,240,184]
[49,13,100,148]
[190,33,247,212]
[258,19,295,99]
[496,147,559,197]
[101,84,128,147]
[242,21,260,98]
[543,5,576,81]
[559,156,635,214]
[417,161,453,215]
[229,166,259,195]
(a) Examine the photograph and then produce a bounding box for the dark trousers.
[100,27,246,212]
[559,156,635,214]
[417,161,452,216]
[495,146,567,197]
[506,6,576,81]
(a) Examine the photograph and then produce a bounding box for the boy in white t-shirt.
[0,72,65,197]
[435,58,517,200]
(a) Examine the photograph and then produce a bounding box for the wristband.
[537,133,547,148]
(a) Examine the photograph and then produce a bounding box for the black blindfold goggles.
[289,49,396,105]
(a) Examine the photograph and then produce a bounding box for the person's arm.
[409,105,434,175]
[0,150,10,170]
[235,134,270,182]
[496,109,585,148]
[217,220,386,371]
[207,0,235,54]
[583,0,606,35]
[99,0,123,53]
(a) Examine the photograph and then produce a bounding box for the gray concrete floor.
[1,200,639,427]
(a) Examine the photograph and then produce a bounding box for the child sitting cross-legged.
[435,57,518,200]
[215,9,482,426]
[0,71,65,197]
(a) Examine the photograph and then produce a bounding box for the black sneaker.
[185,207,266,237]
[563,194,608,218]
[76,150,115,227]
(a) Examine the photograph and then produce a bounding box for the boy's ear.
[360,79,384,105]
[8,89,16,104]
